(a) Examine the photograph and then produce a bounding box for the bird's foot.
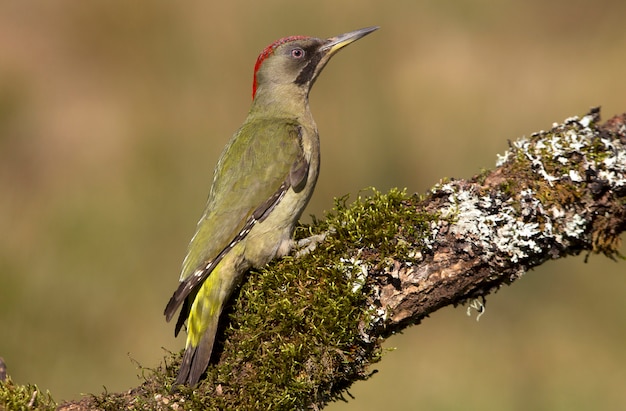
[294,228,334,257]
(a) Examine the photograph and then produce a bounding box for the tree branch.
[3,108,624,410]
[374,107,625,336]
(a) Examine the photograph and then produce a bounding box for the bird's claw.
[294,228,335,257]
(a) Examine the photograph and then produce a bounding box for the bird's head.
[251,26,378,101]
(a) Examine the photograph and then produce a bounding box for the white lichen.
[430,112,626,265]
[564,213,586,238]
[436,184,548,263]
[466,298,486,321]
[337,256,369,293]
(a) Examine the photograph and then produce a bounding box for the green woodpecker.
[164,26,378,386]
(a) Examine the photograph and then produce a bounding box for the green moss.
[83,189,474,409]
[124,188,436,410]
[317,188,438,260]
[0,378,56,411]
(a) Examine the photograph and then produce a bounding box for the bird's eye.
[290,48,305,59]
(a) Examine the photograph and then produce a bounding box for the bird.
[164,26,378,387]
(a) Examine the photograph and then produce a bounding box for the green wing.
[164,117,306,323]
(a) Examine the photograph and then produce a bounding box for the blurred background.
[1,1,625,409]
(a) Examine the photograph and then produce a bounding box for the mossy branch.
[3,108,624,410]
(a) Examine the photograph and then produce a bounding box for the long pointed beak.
[321,26,379,56]
[303,26,378,92]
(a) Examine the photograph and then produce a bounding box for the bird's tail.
[174,273,227,386]
[172,247,247,387]
[174,315,220,386]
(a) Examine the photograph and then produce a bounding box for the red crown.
[252,35,310,99]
